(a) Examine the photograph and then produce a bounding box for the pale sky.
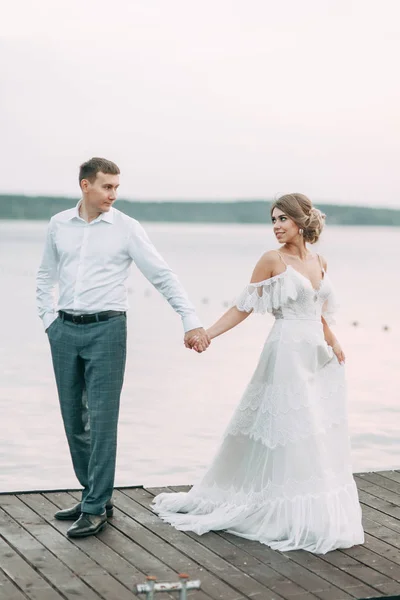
[1,0,399,207]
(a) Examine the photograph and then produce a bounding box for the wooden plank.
[376,470,400,485]
[116,488,290,600]
[280,548,379,600]
[355,475,400,507]
[0,567,32,600]
[359,472,400,496]
[0,503,102,600]
[361,500,400,542]
[319,544,400,596]
[154,486,191,493]
[359,489,400,524]
[219,533,379,600]
[357,533,400,567]
[0,536,64,600]
[1,495,134,600]
[340,541,400,585]
[65,491,244,600]
[229,535,383,600]
[363,519,400,552]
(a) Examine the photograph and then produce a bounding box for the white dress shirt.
[36,202,202,333]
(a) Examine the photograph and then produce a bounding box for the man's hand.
[184,328,211,353]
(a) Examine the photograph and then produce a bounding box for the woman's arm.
[320,257,345,365]
[207,306,251,340]
[322,318,345,364]
[204,251,279,342]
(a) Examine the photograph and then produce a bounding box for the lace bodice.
[235,265,337,324]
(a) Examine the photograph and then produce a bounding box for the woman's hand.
[184,328,211,353]
[332,342,346,365]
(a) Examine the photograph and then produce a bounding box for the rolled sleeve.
[181,314,203,333]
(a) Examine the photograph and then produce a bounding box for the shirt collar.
[101,208,114,223]
[70,200,114,224]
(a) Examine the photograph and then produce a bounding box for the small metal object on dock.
[135,574,201,599]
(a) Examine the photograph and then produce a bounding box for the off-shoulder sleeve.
[321,291,339,326]
[235,271,298,314]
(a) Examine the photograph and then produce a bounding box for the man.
[36,157,209,538]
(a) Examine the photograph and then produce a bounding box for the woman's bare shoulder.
[260,249,283,265]
[250,250,283,283]
[318,254,328,271]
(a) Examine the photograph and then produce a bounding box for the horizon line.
[1,193,399,212]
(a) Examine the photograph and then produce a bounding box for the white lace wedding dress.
[152,257,364,554]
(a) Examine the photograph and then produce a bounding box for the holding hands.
[183,305,250,353]
[184,306,250,354]
[184,327,211,353]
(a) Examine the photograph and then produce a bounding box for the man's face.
[81,171,120,213]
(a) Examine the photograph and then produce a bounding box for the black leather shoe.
[67,511,107,538]
[55,501,113,521]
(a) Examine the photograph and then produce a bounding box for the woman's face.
[271,207,299,244]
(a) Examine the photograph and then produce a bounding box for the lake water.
[0,220,399,493]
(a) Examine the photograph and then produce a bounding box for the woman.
[153,193,364,554]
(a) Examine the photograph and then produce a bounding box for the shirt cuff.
[43,312,58,332]
[182,314,203,333]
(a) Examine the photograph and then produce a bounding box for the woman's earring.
[299,228,304,236]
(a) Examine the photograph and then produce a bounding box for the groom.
[36,157,210,538]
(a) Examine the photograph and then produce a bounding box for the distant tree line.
[0,195,399,226]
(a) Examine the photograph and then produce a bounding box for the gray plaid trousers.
[47,315,127,514]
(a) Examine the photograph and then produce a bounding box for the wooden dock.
[1,471,400,600]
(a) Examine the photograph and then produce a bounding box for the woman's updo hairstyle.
[270,193,326,244]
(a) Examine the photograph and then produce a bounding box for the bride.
[152,193,364,554]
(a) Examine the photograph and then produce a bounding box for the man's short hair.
[79,157,120,185]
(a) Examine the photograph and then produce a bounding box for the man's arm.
[36,220,59,331]
[127,221,210,350]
